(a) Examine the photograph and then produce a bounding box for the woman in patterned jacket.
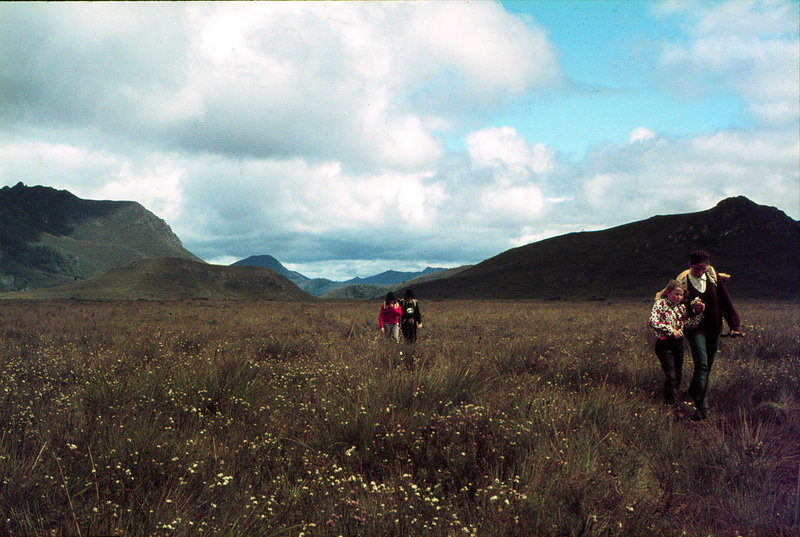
[649,280,692,406]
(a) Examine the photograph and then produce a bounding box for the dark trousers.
[655,337,684,404]
[687,332,719,412]
[401,320,418,343]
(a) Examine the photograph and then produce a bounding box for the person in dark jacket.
[399,289,423,343]
[677,250,742,420]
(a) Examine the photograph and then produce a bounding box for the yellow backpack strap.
[706,265,718,285]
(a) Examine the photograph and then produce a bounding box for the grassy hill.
[0,257,312,301]
[411,197,799,300]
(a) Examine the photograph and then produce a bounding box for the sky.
[1,0,798,280]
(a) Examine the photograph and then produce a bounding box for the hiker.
[649,280,693,406]
[378,292,402,343]
[675,250,742,420]
[399,289,423,343]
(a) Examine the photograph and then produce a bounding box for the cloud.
[656,0,799,127]
[571,127,799,226]
[629,127,656,143]
[0,2,560,172]
[466,126,554,175]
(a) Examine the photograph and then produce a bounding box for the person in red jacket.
[378,292,402,342]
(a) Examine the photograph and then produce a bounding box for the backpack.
[401,299,417,320]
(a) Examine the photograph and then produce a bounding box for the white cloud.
[571,127,799,223]
[629,127,656,143]
[0,140,183,221]
[657,0,799,127]
[480,186,545,222]
[466,126,554,176]
[408,2,560,95]
[0,2,560,172]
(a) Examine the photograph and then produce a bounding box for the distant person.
[399,289,423,343]
[378,292,402,342]
[649,280,693,406]
[675,250,742,421]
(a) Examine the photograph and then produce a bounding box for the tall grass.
[0,298,797,536]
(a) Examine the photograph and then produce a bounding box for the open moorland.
[0,299,798,537]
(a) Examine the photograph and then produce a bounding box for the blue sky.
[1,1,798,280]
[495,1,750,160]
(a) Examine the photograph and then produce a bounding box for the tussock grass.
[0,298,797,537]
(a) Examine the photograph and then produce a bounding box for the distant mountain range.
[2,184,797,301]
[232,254,449,297]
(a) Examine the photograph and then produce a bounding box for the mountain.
[0,183,202,292]
[1,257,311,301]
[408,197,799,300]
[231,255,309,284]
[321,266,474,300]
[295,267,448,297]
[344,268,445,286]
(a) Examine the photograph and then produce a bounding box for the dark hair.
[689,250,710,265]
[385,292,396,303]
[404,289,415,299]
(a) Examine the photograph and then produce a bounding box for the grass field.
[0,299,798,537]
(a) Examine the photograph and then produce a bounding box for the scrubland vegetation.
[0,298,797,537]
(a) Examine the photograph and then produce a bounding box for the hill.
[0,257,312,301]
[320,283,388,300]
[0,183,202,292]
[409,197,799,300]
[231,254,309,284]
[296,278,345,297]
